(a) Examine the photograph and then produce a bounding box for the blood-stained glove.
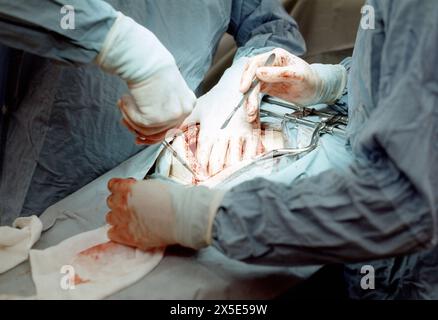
[240,48,347,110]
[95,12,196,144]
[183,58,264,177]
[105,178,225,250]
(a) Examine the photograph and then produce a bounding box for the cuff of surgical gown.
[234,46,277,61]
[211,180,274,261]
[329,57,352,114]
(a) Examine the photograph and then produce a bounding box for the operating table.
[0,98,351,299]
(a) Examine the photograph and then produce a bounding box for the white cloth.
[0,216,42,274]
[0,143,318,299]
[30,226,164,300]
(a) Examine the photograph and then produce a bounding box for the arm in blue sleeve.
[212,2,438,266]
[0,0,118,64]
[228,0,306,59]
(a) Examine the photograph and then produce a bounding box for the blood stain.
[78,241,120,259]
[74,274,90,285]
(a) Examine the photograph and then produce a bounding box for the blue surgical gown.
[0,1,305,226]
[212,0,438,299]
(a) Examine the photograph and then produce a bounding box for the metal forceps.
[161,140,198,178]
[218,107,348,183]
[262,96,349,126]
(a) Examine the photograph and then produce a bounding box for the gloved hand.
[105,178,225,250]
[183,58,264,177]
[240,48,347,109]
[95,12,196,144]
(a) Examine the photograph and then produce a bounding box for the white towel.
[0,216,42,274]
[30,226,164,299]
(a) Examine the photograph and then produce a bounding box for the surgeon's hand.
[105,178,225,251]
[241,48,347,109]
[96,12,196,144]
[183,58,265,178]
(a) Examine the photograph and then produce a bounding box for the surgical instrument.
[262,96,349,126]
[220,53,276,129]
[162,140,198,178]
[260,108,347,137]
[216,109,348,186]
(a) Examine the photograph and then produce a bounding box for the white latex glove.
[183,58,264,177]
[240,48,347,108]
[95,12,196,144]
[105,178,225,250]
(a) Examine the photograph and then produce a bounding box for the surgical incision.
[158,124,285,186]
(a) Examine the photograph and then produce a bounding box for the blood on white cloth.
[0,216,42,274]
[30,226,164,299]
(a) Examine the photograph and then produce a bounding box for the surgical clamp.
[260,108,347,137]
[262,96,349,126]
[217,109,348,185]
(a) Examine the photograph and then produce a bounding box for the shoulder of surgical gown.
[0,0,117,64]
